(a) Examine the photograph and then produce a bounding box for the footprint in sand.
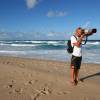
[33,93,41,100]
[30,87,52,100]
[2,61,6,64]
[24,79,38,86]
[8,88,23,95]
[14,88,23,94]
[7,84,13,88]
[19,63,25,68]
[40,87,52,95]
[28,80,35,85]
[4,80,16,89]
[2,61,14,65]
[57,91,71,95]
[5,80,23,95]
[11,80,16,84]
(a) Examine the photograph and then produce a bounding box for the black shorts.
[71,55,82,69]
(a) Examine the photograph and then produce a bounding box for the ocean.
[0,40,100,64]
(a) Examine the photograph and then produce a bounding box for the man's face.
[76,29,82,37]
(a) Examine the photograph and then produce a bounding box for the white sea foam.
[0,50,27,54]
[86,41,100,45]
[0,43,41,47]
[11,44,37,47]
[31,41,45,44]
[47,41,59,44]
[0,40,100,64]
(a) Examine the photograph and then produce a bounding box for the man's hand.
[73,35,85,47]
[80,34,85,39]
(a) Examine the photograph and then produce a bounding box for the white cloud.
[57,11,67,17]
[47,31,66,37]
[47,11,55,17]
[47,10,67,17]
[47,31,56,37]
[26,0,39,9]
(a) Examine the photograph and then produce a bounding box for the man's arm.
[73,35,84,47]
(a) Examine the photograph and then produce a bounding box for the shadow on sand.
[80,72,100,82]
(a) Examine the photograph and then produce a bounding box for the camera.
[82,28,97,36]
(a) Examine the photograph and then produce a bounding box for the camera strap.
[73,35,77,41]
[82,36,88,45]
[72,35,77,49]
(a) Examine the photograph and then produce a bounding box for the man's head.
[75,27,83,37]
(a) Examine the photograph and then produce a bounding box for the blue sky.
[0,0,100,40]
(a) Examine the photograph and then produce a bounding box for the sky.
[0,0,100,40]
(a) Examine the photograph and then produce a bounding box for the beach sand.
[0,56,100,100]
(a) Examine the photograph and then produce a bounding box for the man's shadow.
[80,72,100,82]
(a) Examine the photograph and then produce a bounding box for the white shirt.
[71,35,82,57]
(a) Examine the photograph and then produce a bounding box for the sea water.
[0,40,100,64]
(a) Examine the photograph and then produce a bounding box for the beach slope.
[0,56,100,100]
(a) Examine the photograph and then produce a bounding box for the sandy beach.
[0,56,100,100]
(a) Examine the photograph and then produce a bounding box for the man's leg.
[74,69,79,84]
[70,65,75,83]
[75,56,82,82]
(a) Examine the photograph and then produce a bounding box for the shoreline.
[0,56,100,100]
[0,55,100,65]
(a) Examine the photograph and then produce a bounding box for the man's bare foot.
[74,80,78,85]
[70,81,76,86]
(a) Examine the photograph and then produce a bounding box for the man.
[70,27,84,85]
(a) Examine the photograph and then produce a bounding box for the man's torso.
[71,35,82,57]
